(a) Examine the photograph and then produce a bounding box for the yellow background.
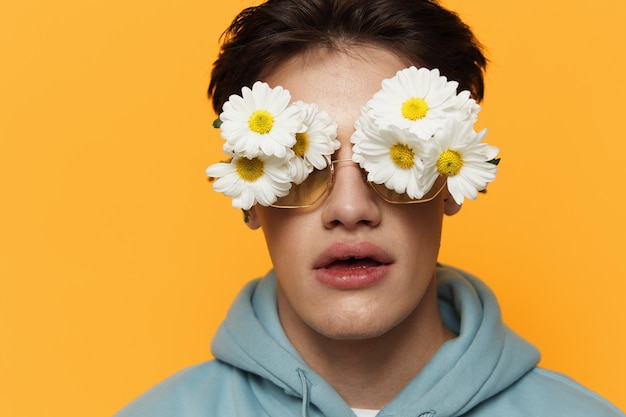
[1,0,624,415]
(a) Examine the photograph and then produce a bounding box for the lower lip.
[314,263,391,290]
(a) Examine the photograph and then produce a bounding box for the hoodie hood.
[211,265,540,416]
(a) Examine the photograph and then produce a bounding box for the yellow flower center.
[401,97,429,121]
[389,143,415,169]
[293,132,309,157]
[235,157,265,182]
[436,150,464,176]
[248,110,274,134]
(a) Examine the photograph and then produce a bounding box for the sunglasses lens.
[272,167,332,208]
[271,161,446,208]
[369,175,447,204]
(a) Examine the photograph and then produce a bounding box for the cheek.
[394,202,445,239]
[257,211,309,270]
[392,207,445,265]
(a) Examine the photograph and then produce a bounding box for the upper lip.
[312,241,394,269]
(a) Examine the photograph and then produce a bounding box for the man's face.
[247,46,460,343]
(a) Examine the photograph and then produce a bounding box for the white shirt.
[351,409,380,417]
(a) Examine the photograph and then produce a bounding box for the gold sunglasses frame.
[270,158,447,209]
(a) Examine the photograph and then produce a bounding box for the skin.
[246,45,461,409]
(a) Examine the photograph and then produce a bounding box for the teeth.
[327,257,380,269]
[336,256,375,262]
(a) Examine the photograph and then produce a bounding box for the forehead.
[262,46,409,134]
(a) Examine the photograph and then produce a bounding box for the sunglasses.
[270,159,447,208]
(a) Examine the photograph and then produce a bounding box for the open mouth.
[313,242,393,290]
[313,241,393,270]
[325,257,382,269]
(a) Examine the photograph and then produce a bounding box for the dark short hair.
[209,0,487,113]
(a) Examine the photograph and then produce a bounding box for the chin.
[311,310,403,341]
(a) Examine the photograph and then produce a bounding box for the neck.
[279,278,455,409]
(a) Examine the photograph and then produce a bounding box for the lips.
[313,241,393,290]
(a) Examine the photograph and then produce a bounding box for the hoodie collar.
[212,266,540,417]
[379,266,540,416]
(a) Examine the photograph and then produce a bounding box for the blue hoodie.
[115,265,624,416]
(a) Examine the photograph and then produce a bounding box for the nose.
[321,160,382,229]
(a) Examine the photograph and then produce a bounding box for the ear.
[244,207,262,230]
[444,194,462,216]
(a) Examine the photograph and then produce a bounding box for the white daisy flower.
[205,153,293,210]
[219,81,302,158]
[366,66,481,139]
[422,119,499,205]
[351,112,430,199]
[287,101,340,184]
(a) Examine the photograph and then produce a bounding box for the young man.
[115,0,624,415]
